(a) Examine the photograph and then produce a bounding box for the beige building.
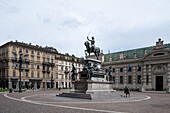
[97,39,170,92]
[0,41,83,89]
[55,54,83,88]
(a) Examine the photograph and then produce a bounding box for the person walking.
[124,86,130,97]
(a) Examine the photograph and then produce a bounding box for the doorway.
[156,76,163,91]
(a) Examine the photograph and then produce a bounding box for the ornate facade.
[0,41,83,89]
[101,39,170,92]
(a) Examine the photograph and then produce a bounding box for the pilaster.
[133,66,136,86]
[166,64,170,93]
[115,68,119,88]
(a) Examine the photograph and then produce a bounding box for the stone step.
[57,93,92,100]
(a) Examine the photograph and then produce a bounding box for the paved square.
[0,89,170,113]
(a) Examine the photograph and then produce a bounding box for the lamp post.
[15,50,25,93]
[18,50,23,93]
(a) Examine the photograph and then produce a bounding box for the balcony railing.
[42,69,46,72]
[42,62,47,65]
[25,67,29,71]
[12,57,17,61]
[50,63,55,66]
[47,69,50,73]
[25,59,30,63]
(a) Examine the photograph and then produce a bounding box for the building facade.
[55,54,83,89]
[100,39,170,92]
[0,41,83,89]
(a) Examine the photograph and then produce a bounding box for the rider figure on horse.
[87,36,95,52]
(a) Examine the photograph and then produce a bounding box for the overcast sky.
[0,0,170,57]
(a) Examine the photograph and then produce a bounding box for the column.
[148,65,152,89]
[140,65,146,92]
[166,64,170,93]
[124,67,127,86]
[133,66,136,87]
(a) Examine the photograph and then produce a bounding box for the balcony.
[12,57,17,62]
[37,54,40,57]
[25,67,30,71]
[25,53,29,56]
[47,62,51,66]
[64,70,69,74]
[42,62,47,65]
[25,59,30,63]
[50,63,55,67]
[12,49,16,53]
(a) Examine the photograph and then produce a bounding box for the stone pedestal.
[139,86,145,92]
[57,58,115,99]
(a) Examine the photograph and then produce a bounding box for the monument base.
[57,79,115,100]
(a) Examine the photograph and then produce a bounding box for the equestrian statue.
[84,36,100,60]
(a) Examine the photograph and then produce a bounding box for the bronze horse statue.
[84,41,100,60]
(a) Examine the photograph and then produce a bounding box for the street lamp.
[15,50,25,93]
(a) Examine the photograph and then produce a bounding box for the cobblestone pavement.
[0,89,170,113]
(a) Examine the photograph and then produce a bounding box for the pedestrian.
[124,86,130,97]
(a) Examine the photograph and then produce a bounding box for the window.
[43,58,45,62]
[13,62,16,67]
[127,66,131,72]
[31,64,34,69]
[37,58,40,62]
[31,57,34,61]
[37,51,40,56]
[31,72,34,78]
[31,50,34,55]
[128,76,132,84]
[137,75,141,84]
[51,74,53,79]
[43,52,45,57]
[13,46,16,51]
[37,72,39,78]
[61,66,63,71]
[25,56,28,60]
[48,53,49,58]
[47,67,49,71]
[13,54,17,58]
[51,54,53,59]
[112,76,115,84]
[26,63,28,68]
[43,66,45,70]
[43,73,45,78]
[26,49,28,53]
[13,71,15,77]
[51,59,53,63]
[37,65,39,69]
[51,67,53,71]
[113,68,115,72]
[120,68,123,72]
[137,66,141,71]
[26,72,28,77]
[146,75,149,84]
[47,59,49,63]
[19,48,22,52]
[47,74,49,78]
[120,76,123,84]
